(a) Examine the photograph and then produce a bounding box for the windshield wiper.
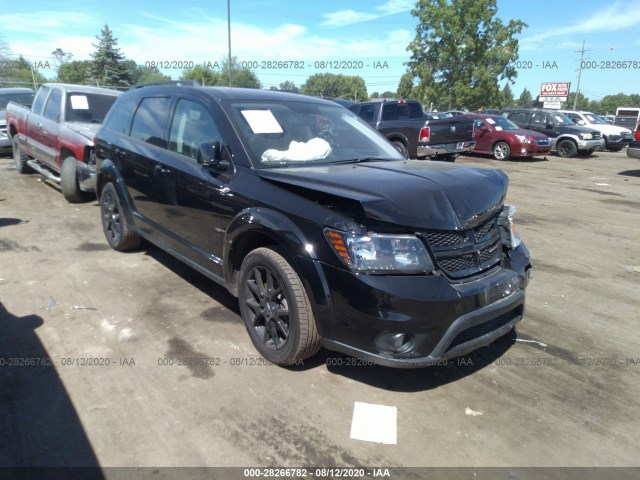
[329,157,391,165]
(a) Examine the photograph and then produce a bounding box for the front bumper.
[0,130,10,151]
[605,138,632,150]
[513,143,551,157]
[307,244,531,368]
[576,138,605,151]
[417,140,476,158]
[627,141,640,159]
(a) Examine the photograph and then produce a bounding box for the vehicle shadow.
[320,330,517,392]
[140,243,518,390]
[464,153,549,163]
[618,169,640,177]
[0,302,104,476]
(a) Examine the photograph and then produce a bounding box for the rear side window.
[130,97,172,147]
[356,104,377,123]
[42,88,62,121]
[531,112,551,127]
[103,96,138,135]
[508,111,531,126]
[32,86,50,115]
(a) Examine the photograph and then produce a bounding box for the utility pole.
[227,0,232,87]
[573,40,589,110]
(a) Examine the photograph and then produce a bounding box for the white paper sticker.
[494,126,503,131]
[241,109,283,134]
[555,116,564,123]
[70,95,89,110]
[350,401,397,444]
[485,118,495,124]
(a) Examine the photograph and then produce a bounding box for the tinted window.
[508,111,531,125]
[103,96,138,135]
[65,92,119,123]
[42,88,62,121]
[32,86,50,115]
[169,99,221,159]
[531,112,551,127]
[0,92,35,110]
[130,97,171,147]
[357,104,377,123]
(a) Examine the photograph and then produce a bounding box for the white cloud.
[321,0,414,27]
[520,1,640,50]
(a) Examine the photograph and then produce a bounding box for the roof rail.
[129,80,201,90]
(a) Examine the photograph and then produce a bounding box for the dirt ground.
[1,148,639,477]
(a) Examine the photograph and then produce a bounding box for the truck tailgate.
[428,117,474,144]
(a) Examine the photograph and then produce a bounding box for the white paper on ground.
[349,401,397,444]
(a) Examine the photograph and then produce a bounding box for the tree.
[406,0,526,110]
[517,88,533,107]
[499,83,515,109]
[381,91,395,99]
[124,61,171,85]
[279,80,299,93]
[58,60,92,84]
[397,72,416,99]
[181,56,260,88]
[301,73,367,101]
[0,55,47,88]
[51,48,73,78]
[371,92,380,99]
[90,24,131,87]
[564,91,589,110]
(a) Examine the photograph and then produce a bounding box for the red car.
[464,114,552,160]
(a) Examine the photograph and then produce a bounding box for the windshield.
[0,92,35,110]
[584,113,607,125]
[484,116,519,131]
[553,112,574,126]
[65,92,119,123]
[227,100,404,168]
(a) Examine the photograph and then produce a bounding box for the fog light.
[375,332,415,354]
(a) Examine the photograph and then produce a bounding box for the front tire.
[492,141,511,160]
[99,183,141,251]
[238,247,320,365]
[12,136,30,173]
[556,139,577,158]
[60,157,85,203]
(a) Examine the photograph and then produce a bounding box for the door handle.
[154,165,171,177]
[36,123,42,130]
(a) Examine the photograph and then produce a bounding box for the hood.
[590,124,631,135]
[257,161,508,230]
[66,123,101,141]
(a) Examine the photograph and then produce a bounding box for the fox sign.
[540,82,571,98]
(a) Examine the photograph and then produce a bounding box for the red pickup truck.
[6,83,120,202]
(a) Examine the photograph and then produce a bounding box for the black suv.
[502,108,605,157]
[95,86,531,368]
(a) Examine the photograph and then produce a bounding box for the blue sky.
[2,0,640,105]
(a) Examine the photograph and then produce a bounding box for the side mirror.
[480,126,489,132]
[197,141,229,171]
[546,122,554,129]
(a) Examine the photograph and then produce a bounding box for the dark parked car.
[502,108,605,158]
[0,88,35,153]
[95,86,531,368]
[463,114,551,160]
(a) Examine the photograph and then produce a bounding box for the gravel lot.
[1,149,639,476]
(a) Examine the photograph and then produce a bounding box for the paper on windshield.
[241,109,284,134]
[494,126,503,131]
[555,116,564,123]
[70,95,89,110]
[486,118,495,124]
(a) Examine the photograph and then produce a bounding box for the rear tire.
[443,154,457,162]
[12,136,31,174]
[238,247,320,365]
[60,157,85,203]
[556,139,577,158]
[492,141,511,160]
[99,183,141,251]
[392,141,408,158]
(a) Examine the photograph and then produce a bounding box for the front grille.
[592,132,602,140]
[536,138,550,146]
[446,308,521,352]
[622,131,632,139]
[419,213,502,279]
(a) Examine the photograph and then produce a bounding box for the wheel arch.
[96,159,136,223]
[223,208,332,332]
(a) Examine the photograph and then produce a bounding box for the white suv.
[558,110,632,152]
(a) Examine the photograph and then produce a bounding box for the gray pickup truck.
[6,83,120,202]
[349,99,475,162]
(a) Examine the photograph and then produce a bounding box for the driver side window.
[169,99,222,160]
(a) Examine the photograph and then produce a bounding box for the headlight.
[325,229,434,274]
[498,205,522,249]
[515,134,532,144]
[581,133,593,140]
